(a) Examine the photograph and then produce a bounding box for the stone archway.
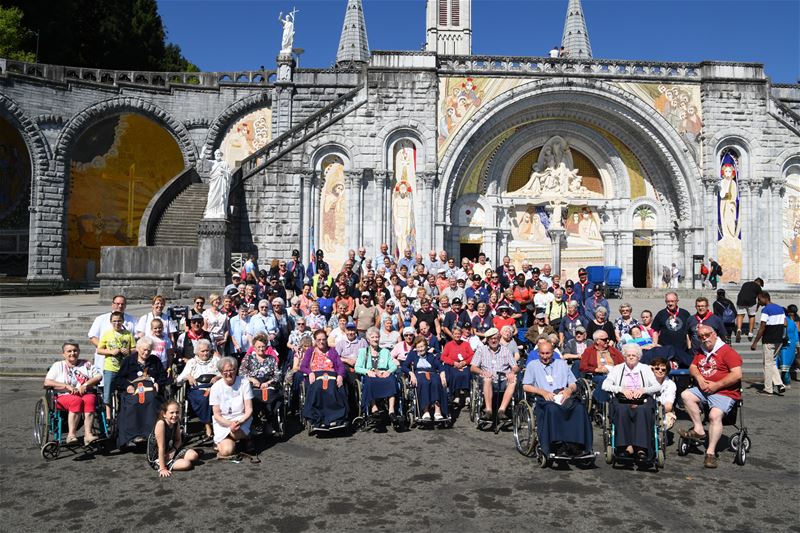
[436,77,703,285]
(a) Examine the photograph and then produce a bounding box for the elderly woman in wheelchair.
[600,343,664,467]
[299,329,349,432]
[40,341,103,450]
[355,327,399,426]
[401,335,449,424]
[175,338,220,443]
[115,337,169,449]
[240,334,285,437]
[516,339,594,467]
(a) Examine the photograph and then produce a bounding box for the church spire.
[336,0,370,66]
[561,0,592,59]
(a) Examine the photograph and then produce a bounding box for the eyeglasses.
[596,337,609,342]
[575,331,586,335]
[221,369,236,375]
[653,367,668,373]
[698,333,713,340]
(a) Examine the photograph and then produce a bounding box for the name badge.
[545,375,554,384]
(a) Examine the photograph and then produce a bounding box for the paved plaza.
[1,373,797,532]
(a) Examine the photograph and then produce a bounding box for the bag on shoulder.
[721,304,736,325]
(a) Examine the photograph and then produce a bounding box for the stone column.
[600,230,616,266]
[195,219,230,291]
[417,171,437,253]
[768,177,787,284]
[549,228,565,276]
[373,170,388,251]
[653,230,672,289]
[701,175,719,260]
[618,229,634,288]
[300,170,314,261]
[27,169,65,281]
[345,170,360,250]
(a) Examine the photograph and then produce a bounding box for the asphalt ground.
[1,377,798,533]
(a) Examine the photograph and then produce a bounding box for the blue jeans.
[102,370,117,405]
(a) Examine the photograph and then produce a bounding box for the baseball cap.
[593,283,603,291]
[471,274,481,281]
[531,267,540,274]
[575,325,587,333]
[484,327,499,338]
[292,249,300,257]
[402,326,416,335]
[361,291,371,298]
[565,279,574,287]
[578,268,587,275]
[189,315,204,323]
[452,298,463,305]
[345,321,357,330]
[535,312,546,319]
[316,249,325,257]
[232,273,241,279]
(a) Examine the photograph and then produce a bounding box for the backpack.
[721,303,736,325]
[717,265,723,276]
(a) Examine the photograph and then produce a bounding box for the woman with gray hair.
[114,336,169,448]
[586,305,616,347]
[209,356,254,459]
[601,343,661,460]
[176,338,220,442]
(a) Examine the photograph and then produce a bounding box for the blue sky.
[158,0,799,83]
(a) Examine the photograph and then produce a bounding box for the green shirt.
[98,329,134,372]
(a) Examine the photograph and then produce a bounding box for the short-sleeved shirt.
[150,334,173,368]
[98,329,135,372]
[651,307,691,351]
[658,378,676,406]
[691,342,742,400]
[760,303,787,344]
[522,359,575,392]
[46,359,101,386]
[736,281,762,307]
[209,376,253,441]
[88,312,136,355]
[471,344,516,375]
[135,312,177,338]
[559,313,587,343]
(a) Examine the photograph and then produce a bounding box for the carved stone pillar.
[739,179,757,281]
[374,170,388,251]
[701,175,719,261]
[195,219,230,290]
[416,171,437,253]
[345,170,361,250]
[768,177,787,284]
[300,170,314,260]
[549,228,565,276]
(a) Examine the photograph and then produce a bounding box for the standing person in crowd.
[713,289,737,342]
[88,295,136,381]
[203,293,229,357]
[149,318,174,376]
[286,249,306,297]
[679,325,742,468]
[573,268,593,309]
[651,292,692,367]
[583,284,609,324]
[224,273,241,296]
[779,305,799,386]
[750,292,787,396]
[640,310,656,339]
[96,311,135,421]
[442,298,469,342]
[135,295,176,341]
[228,303,252,360]
[708,257,722,289]
[306,249,330,280]
[687,297,727,354]
[353,291,380,337]
[699,259,709,288]
[189,296,206,322]
[545,288,567,330]
[559,300,587,346]
[177,315,212,368]
[736,277,764,342]
[533,281,554,314]
[247,299,277,347]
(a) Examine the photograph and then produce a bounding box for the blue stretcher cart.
[585,265,623,298]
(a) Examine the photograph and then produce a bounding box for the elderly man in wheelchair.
[470,328,519,429]
[600,343,665,468]
[37,341,105,458]
[516,339,594,467]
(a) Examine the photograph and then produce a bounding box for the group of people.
[41,245,798,474]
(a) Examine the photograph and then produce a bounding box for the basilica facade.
[1,0,798,294]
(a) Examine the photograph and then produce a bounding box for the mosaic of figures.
[717,150,742,282]
[392,140,417,256]
[785,167,800,283]
[219,107,272,168]
[320,154,347,272]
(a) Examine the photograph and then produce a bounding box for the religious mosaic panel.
[392,140,417,256]
[67,113,184,281]
[219,107,272,168]
[614,82,704,160]
[717,150,742,282]
[319,154,347,272]
[784,166,800,283]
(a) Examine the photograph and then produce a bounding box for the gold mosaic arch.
[506,146,603,195]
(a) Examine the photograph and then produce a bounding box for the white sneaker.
[421,412,432,421]
[434,413,445,421]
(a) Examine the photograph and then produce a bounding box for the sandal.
[678,427,706,440]
[84,435,99,446]
[217,453,242,462]
[65,435,79,444]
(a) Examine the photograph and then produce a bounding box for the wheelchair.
[400,372,452,429]
[676,392,750,466]
[602,395,667,470]
[353,373,406,432]
[250,380,287,440]
[513,391,596,468]
[34,387,114,460]
[577,372,609,428]
[173,374,215,438]
[469,373,519,434]
[298,373,350,436]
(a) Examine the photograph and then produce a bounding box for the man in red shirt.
[679,324,742,468]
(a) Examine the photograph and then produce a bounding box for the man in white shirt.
[473,253,493,279]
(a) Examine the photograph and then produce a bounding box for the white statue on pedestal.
[279,9,297,55]
[204,149,232,220]
[509,135,601,199]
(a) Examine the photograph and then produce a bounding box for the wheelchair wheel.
[735,437,747,466]
[41,441,60,460]
[677,437,689,456]
[33,397,50,448]
[656,449,666,469]
[536,446,550,468]
[513,401,535,457]
[729,432,751,453]
[469,379,479,423]
[604,445,613,465]
[299,381,309,431]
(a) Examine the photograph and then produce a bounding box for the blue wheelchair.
[33,387,114,460]
[602,394,667,470]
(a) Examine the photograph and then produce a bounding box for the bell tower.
[426,0,472,55]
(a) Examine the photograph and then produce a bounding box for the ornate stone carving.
[203,149,233,219]
[508,136,601,199]
[279,10,297,55]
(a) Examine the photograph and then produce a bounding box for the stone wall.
[98,246,198,301]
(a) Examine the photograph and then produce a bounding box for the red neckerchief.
[566,311,579,320]
[187,328,205,341]
[578,279,590,293]
[667,306,681,319]
[695,310,712,324]
[565,291,575,302]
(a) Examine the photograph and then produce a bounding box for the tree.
[3,0,196,71]
[162,43,199,72]
[0,7,35,62]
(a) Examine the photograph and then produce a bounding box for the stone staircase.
[152,183,208,247]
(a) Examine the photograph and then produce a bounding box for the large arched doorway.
[66,113,183,281]
[0,116,32,276]
[437,78,702,287]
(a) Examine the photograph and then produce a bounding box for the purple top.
[300,346,347,377]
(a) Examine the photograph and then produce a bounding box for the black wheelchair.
[352,373,407,432]
[676,391,750,466]
[249,379,287,440]
[470,373,519,434]
[399,372,452,429]
[513,389,596,468]
[34,387,114,460]
[298,372,350,436]
[602,395,667,470]
[173,374,215,439]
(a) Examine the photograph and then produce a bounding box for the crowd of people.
[42,245,799,474]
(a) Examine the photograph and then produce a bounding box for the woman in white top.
[135,295,177,340]
[176,339,221,441]
[203,293,230,357]
[650,357,677,429]
[601,343,661,459]
[208,356,253,458]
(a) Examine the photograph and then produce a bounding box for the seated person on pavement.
[470,328,519,421]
